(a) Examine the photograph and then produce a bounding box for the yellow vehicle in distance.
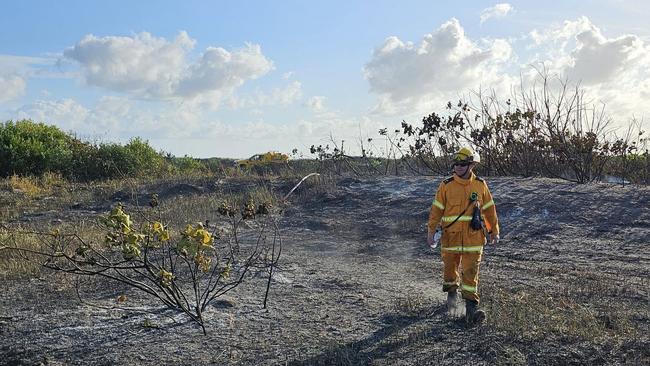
[235,151,289,169]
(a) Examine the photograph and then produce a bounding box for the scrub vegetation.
[0,75,648,364]
[309,73,650,185]
[1,173,648,365]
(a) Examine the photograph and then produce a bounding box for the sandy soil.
[1,176,648,365]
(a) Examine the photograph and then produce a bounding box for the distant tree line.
[307,73,649,184]
[396,74,649,184]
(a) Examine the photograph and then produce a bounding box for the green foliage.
[170,155,208,175]
[95,138,169,179]
[0,119,295,181]
[200,158,229,173]
[0,120,76,177]
[0,119,183,181]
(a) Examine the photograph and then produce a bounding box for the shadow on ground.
[289,303,473,365]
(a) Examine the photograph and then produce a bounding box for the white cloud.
[363,18,515,115]
[0,55,60,103]
[526,16,650,120]
[569,30,642,84]
[0,55,55,75]
[364,16,650,125]
[480,3,514,24]
[537,17,648,86]
[64,32,274,104]
[64,32,193,98]
[206,114,382,155]
[228,81,303,109]
[176,43,274,98]
[305,96,326,112]
[7,96,200,141]
[13,99,89,131]
[0,75,26,102]
[4,93,398,158]
[255,80,303,106]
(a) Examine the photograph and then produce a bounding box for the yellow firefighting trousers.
[442,251,482,303]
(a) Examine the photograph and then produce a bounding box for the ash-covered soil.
[1,176,649,365]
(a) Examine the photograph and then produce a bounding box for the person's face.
[453,161,472,177]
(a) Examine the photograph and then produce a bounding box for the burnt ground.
[1,176,649,365]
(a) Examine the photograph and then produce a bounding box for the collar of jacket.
[453,172,475,185]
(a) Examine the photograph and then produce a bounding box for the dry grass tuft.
[481,285,612,340]
[393,292,429,317]
[0,221,104,277]
[482,277,640,337]
[7,175,45,198]
[0,228,44,275]
[155,185,279,228]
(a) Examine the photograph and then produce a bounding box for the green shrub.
[0,120,175,181]
[0,120,75,177]
[170,155,208,175]
[68,138,104,181]
[200,158,231,174]
[96,138,168,179]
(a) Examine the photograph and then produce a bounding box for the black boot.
[465,299,485,325]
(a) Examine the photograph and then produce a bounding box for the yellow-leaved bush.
[102,205,171,261]
[178,223,214,273]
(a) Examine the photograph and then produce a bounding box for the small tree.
[4,197,279,334]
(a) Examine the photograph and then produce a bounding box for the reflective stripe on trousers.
[461,283,477,293]
[441,245,483,253]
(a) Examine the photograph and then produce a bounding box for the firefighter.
[427,147,500,324]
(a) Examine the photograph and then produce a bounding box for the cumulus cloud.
[529,17,647,85]
[363,18,514,115]
[0,75,26,102]
[64,32,274,103]
[176,43,273,98]
[64,32,193,98]
[480,3,514,24]
[569,30,642,84]
[364,15,650,124]
[526,16,650,119]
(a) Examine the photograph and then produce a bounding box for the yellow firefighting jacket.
[428,173,499,253]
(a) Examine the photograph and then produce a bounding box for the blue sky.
[1,1,649,157]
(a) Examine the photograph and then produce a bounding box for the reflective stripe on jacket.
[428,173,500,247]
